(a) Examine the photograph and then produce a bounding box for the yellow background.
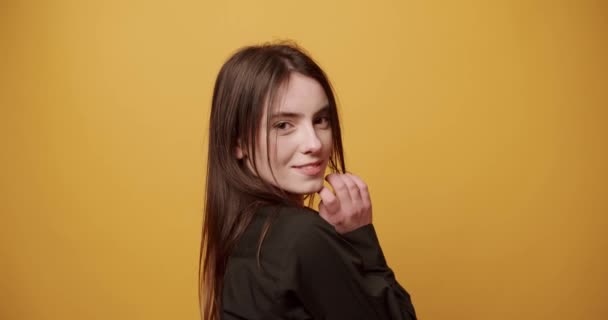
[1,0,607,319]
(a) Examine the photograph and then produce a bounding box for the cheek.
[271,138,291,165]
[321,130,333,151]
[252,139,271,171]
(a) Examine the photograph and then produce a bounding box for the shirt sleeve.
[281,220,417,320]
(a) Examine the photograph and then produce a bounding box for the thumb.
[318,201,326,215]
[317,186,338,214]
[318,201,334,225]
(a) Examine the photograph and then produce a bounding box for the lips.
[293,160,322,168]
[293,160,324,176]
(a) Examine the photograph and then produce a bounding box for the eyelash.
[315,116,331,128]
[273,116,331,131]
[273,122,292,130]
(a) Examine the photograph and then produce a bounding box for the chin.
[288,179,324,195]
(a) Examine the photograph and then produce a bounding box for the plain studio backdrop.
[1,0,607,319]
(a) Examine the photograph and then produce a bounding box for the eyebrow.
[269,105,330,120]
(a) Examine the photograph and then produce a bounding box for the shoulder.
[259,206,357,262]
[258,205,332,233]
[257,205,345,252]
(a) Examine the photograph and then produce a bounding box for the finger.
[318,201,329,220]
[344,173,363,203]
[317,186,338,214]
[326,173,351,207]
[342,174,363,211]
[349,174,371,210]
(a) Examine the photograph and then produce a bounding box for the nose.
[300,125,322,154]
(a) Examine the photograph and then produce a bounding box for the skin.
[237,72,372,234]
[318,173,373,234]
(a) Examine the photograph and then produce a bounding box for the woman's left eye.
[314,116,330,128]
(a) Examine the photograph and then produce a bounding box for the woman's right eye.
[273,122,292,131]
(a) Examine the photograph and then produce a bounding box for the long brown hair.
[199,41,346,320]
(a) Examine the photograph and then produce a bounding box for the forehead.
[267,72,329,114]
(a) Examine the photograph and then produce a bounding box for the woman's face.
[237,72,333,197]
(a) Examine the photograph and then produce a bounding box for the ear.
[235,138,247,159]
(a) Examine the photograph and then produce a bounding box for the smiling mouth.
[293,161,322,168]
[293,161,324,176]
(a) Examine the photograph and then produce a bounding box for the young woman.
[200,42,417,320]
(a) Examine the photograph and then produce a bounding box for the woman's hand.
[317,173,373,234]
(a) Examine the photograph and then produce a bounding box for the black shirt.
[222,205,417,320]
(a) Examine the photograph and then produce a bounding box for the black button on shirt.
[222,205,417,320]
